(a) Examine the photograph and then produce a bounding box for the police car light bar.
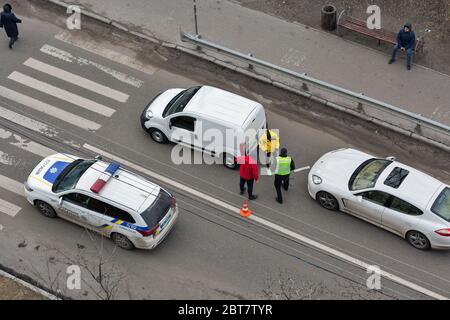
[90,162,120,194]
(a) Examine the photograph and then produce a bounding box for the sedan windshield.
[431,187,450,222]
[53,159,96,193]
[162,86,201,117]
[349,159,392,191]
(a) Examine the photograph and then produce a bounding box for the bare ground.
[237,0,450,75]
[0,276,45,300]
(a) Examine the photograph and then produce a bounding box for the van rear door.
[242,104,266,152]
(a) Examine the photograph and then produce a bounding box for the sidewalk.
[57,0,450,126]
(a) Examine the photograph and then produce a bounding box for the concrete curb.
[44,0,450,153]
[0,269,59,300]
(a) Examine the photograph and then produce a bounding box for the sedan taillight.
[434,229,450,237]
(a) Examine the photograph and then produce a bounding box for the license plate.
[156,212,172,236]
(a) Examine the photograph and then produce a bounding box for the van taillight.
[139,224,159,237]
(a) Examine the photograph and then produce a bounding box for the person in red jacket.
[236,151,259,200]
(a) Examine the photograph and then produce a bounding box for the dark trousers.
[9,36,18,47]
[391,43,413,66]
[240,178,254,197]
[274,174,290,202]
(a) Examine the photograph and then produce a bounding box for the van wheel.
[406,231,430,250]
[223,154,237,170]
[112,233,134,250]
[35,201,57,218]
[149,128,168,144]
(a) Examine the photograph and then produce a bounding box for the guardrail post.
[415,118,423,134]
[301,74,309,91]
[248,53,254,70]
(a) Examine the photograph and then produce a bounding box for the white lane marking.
[0,174,24,196]
[0,269,58,300]
[83,143,449,301]
[0,198,21,217]
[0,128,55,157]
[8,72,116,117]
[0,106,59,137]
[24,58,129,103]
[41,44,144,88]
[0,86,102,131]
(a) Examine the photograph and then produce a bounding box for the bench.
[337,11,424,54]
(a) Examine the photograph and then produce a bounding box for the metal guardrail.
[181,32,450,140]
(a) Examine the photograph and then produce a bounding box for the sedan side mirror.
[356,195,363,203]
[386,156,396,161]
[58,197,63,208]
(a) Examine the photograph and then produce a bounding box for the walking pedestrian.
[0,3,21,49]
[274,147,295,204]
[236,150,259,201]
[388,22,416,70]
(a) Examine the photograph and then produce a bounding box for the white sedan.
[308,148,450,250]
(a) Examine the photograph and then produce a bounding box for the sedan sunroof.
[384,167,409,189]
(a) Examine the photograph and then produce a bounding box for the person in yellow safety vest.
[274,147,295,204]
[259,128,280,167]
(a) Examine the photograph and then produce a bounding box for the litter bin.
[321,5,337,31]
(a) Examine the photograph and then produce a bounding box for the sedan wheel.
[316,192,339,211]
[112,233,134,250]
[35,201,57,218]
[406,231,430,250]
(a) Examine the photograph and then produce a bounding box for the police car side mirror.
[95,155,103,161]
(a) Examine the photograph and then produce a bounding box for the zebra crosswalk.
[0,40,145,220]
[0,42,144,134]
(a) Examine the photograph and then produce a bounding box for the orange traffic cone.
[240,199,253,218]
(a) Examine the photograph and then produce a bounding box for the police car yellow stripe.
[29,175,53,187]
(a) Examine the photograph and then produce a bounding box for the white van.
[140,86,267,169]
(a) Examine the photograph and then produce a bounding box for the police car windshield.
[53,159,96,193]
[163,86,201,117]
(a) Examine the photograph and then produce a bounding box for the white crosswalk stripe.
[0,173,24,196]
[8,71,116,117]
[24,58,129,103]
[0,128,56,157]
[0,198,21,217]
[0,86,102,131]
[0,173,24,218]
[0,105,59,137]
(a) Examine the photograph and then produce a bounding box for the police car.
[24,153,178,250]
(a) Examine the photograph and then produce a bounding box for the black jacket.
[0,10,21,38]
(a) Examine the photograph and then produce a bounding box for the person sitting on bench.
[389,22,416,70]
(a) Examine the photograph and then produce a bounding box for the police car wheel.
[149,129,168,144]
[35,201,57,218]
[112,233,134,250]
[223,154,237,170]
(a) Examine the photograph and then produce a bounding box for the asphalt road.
[0,1,448,299]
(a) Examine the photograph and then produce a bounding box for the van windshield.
[163,86,201,117]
